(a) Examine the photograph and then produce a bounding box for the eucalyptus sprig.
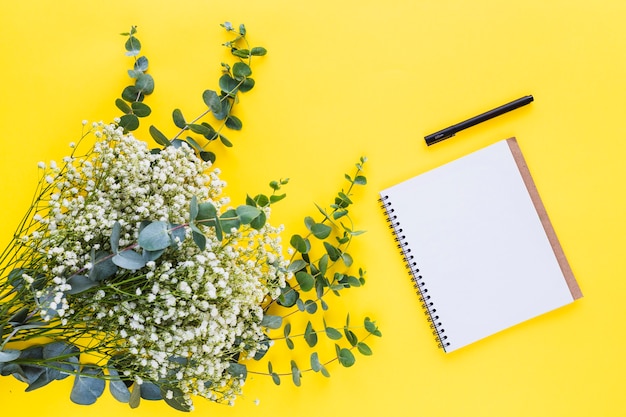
[245,157,382,385]
[115,23,267,164]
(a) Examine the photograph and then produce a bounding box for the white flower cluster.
[21,122,288,405]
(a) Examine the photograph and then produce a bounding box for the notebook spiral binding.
[379,195,450,350]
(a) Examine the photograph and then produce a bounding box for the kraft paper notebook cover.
[380,138,582,353]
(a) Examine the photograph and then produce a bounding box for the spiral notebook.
[380,138,582,353]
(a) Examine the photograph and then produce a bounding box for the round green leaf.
[357,342,373,356]
[125,36,141,56]
[337,347,356,367]
[296,271,315,292]
[121,85,144,102]
[311,223,332,239]
[134,56,149,72]
[172,108,186,129]
[138,221,170,251]
[202,89,222,114]
[232,62,252,78]
[66,275,98,295]
[149,125,171,147]
[231,48,250,58]
[112,250,146,270]
[70,368,106,405]
[290,234,308,253]
[131,101,151,117]
[251,46,268,56]
[115,98,132,114]
[238,77,255,93]
[260,314,282,329]
[0,349,21,363]
[277,282,299,307]
[108,367,131,403]
[236,205,261,224]
[135,73,154,94]
[225,115,242,131]
[119,114,139,131]
[219,74,239,97]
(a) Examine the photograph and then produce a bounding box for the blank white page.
[380,139,581,352]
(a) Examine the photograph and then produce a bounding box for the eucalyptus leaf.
[135,73,154,94]
[172,108,186,129]
[290,234,308,254]
[121,85,143,102]
[134,56,149,72]
[303,299,318,314]
[202,89,222,114]
[311,223,332,239]
[129,382,141,408]
[70,367,106,405]
[213,94,232,119]
[138,221,170,251]
[324,325,342,340]
[277,282,299,307]
[161,386,191,412]
[357,342,373,356]
[200,151,216,163]
[139,382,162,400]
[219,74,239,97]
[269,193,286,204]
[251,46,268,56]
[108,367,131,403]
[238,77,255,92]
[226,363,247,380]
[192,230,207,251]
[149,125,171,147]
[89,248,117,282]
[232,62,252,78]
[125,36,141,56]
[235,205,261,224]
[219,209,240,232]
[112,250,146,270]
[196,201,218,221]
[295,271,315,292]
[8,307,28,325]
[131,101,151,117]
[287,259,307,273]
[364,317,382,337]
[110,222,121,253]
[225,115,242,131]
[169,224,186,246]
[354,175,367,185]
[324,242,341,261]
[219,133,233,147]
[290,360,301,387]
[25,368,59,392]
[249,210,266,230]
[119,114,139,131]
[231,48,250,58]
[304,322,318,347]
[260,314,282,329]
[66,275,99,295]
[188,123,212,135]
[337,347,356,367]
[115,98,132,114]
[0,349,21,363]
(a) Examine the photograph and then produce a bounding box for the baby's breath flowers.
[1,122,288,410]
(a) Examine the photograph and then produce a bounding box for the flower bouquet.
[0,23,380,411]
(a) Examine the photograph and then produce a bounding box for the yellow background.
[1,1,624,416]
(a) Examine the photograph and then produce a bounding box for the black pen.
[424,95,534,146]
